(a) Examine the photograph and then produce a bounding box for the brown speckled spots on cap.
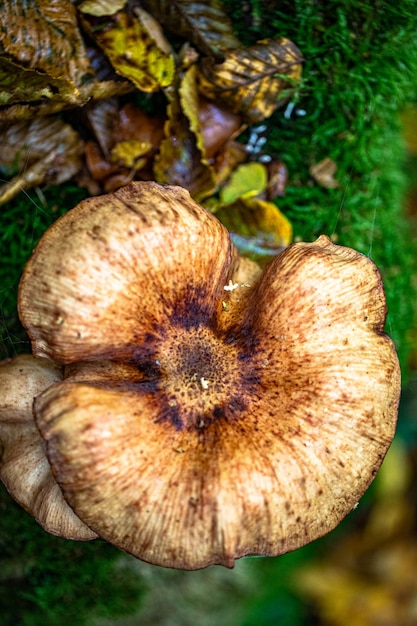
[12,181,400,570]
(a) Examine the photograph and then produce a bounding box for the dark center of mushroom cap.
[139,321,260,432]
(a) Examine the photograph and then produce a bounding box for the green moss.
[0,485,144,626]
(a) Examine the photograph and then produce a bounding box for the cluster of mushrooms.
[0,181,400,570]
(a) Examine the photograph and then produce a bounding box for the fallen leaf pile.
[0,0,304,253]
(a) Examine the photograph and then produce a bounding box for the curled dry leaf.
[17,181,399,569]
[85,98,121,156]
[0,117,84,205]
[154,66,217,201]
[197,38,303,124]
[142,0,240,59]
[81,5,175,92]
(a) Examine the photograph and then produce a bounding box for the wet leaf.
[0,117,84,205]
[85,140,122,182]
[142,0,240,58]
[215,196,293,263]
[81,6,175,92]
[309,157,340,189]
[113,103,165,148]
[220,162,268,204]
[197,38,303,123]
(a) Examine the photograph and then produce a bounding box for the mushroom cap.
[0,354,97,540]
[18,182,400,569]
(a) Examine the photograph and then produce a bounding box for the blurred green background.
[1,1,417,624]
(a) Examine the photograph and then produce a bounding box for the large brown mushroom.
[13,181,399,569]
[0,354,96,540]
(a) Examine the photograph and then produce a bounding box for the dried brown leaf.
[309,157,339,189]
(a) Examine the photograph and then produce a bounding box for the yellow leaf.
[220,162,267,205]
[179,65,207,157]
[110,140,152,168]
[215,196,292,263]
[82,8,175,92]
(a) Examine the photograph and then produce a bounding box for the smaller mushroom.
[0,354,97,540]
